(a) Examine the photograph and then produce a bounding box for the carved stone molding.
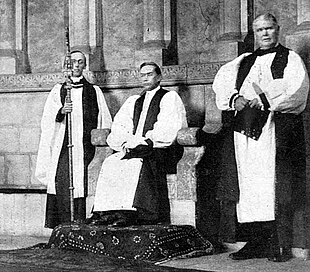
[162,65,187,85]
[0,73,64,92]
[0,62,226,92]
[187,62,225,84]
[101,69,141,88]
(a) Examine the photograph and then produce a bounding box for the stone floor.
[0,235,50,250]
[1,235,310,272]
[164,249,310,272]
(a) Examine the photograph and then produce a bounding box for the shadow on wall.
[296,40,310,250]
[297,42,310,157]
[177,84,205,128]
[102,88,142,119]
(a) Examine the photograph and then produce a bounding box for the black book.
[234,105,270,140]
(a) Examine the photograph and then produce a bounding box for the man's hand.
[61,101,73,114]
[248,98,261,109]
[122,136,147,153]
[234,96,249,111]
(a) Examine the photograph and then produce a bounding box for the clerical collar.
[71,76,83,83]
[71,76,84,88]
[146,85,160,93]
[255,43,280,56]
[140,85,160,96]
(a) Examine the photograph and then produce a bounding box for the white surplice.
[93,87,188,212]
[35,77,112,197]
[213,49,309,223]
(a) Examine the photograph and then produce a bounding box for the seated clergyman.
[88,62,188,226]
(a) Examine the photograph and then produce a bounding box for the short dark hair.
[70,50,86,63]
[139,62,162,75]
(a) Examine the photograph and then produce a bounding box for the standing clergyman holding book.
[212,13,309,262]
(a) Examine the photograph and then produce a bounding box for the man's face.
[71,52,86,77]
[253,18,279,50]
[140,65,161,91]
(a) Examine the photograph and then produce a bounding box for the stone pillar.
[297,0,310,27]
[0,0,16,74]
[202,1,242,132]
[69,0,103,71]
[201,0,242,64]
[286,0,310,66]
[70,0,90,53]
[135,0,170,66]
[208,0,242,62]
[143,0,165,47]
[220,0,241,40]
[0,0,29,74]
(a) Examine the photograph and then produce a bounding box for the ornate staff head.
[63,27,72,80]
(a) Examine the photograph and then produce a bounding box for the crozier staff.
[63,27,74,222]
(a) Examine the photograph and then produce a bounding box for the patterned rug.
[0,246,211,272]
[0,223,214,271]
[48,223,214,263]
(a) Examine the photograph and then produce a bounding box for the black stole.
[131,87,183,173]
[236,43,290,90]
[60,77,99,138]
[132,88,178,220]
[132,88,168,136]
[60,77,99,184]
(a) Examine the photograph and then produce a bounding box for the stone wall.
[0,91,44,189]
[28,0,66,73]
[18,0,300,72]
[0,193,52,237]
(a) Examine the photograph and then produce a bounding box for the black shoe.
[267,229,292,262]
[112,218,128,227]
[268,247,292,262]
[111,211,138,227]
[136,219,159,225]
[207,239,227,254]
[157,221,170,226]
[85,212,117,226]
[229,241,269,260]
[84,212,101,225]
[213,242,227,254]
